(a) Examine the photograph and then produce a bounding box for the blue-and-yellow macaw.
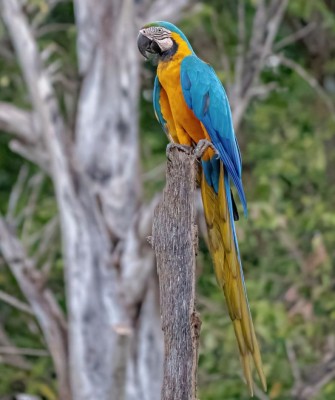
[138,21,266,395]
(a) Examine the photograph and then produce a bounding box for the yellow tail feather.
[200,162,266,395]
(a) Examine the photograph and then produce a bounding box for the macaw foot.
[193,139,216,159]
[167,142,193,155]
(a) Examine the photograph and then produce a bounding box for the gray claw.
[194,139,216,158]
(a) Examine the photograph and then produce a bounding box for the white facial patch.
[156,37,174,52]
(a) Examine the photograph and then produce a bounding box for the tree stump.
[152,144,201,400]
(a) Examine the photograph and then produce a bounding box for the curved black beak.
[137,32,162,59]
[137,33,151,59]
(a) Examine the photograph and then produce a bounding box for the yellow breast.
[156,33,213,158]
[157,33,210,146]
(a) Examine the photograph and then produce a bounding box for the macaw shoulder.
[181,56,218,87]
[180,55,227,123]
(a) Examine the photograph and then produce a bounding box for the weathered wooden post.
[152,144,202,400]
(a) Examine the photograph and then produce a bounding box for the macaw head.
[137,21,193,61]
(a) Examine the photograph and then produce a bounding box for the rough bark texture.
[152,144,201,400]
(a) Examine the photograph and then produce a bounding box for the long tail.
[200,160,266,396]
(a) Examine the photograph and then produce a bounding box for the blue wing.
[153,76,168,134]
[180,55,247,216]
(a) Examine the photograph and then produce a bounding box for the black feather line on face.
[149,40,162,55]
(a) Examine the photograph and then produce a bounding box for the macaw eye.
[158,28,163,32]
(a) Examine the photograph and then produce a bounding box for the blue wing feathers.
[180,56,247,217]
[153,76,167,133]
[202,157,220,194]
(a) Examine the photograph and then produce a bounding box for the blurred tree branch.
[0,103,36,141]
[231,0,289,130]
[275,54,335,117]
[234,0,246,96]
[291,344,335,400]
[0,217,70,400]
[274,22,316,52]
[16,395,42,400]
[0,103,49,171]
[0,325,31,371]
[0,347,49,357]
[0,290,34,315]
[145,0,193,22]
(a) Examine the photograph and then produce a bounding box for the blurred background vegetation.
[1,0,335,399]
